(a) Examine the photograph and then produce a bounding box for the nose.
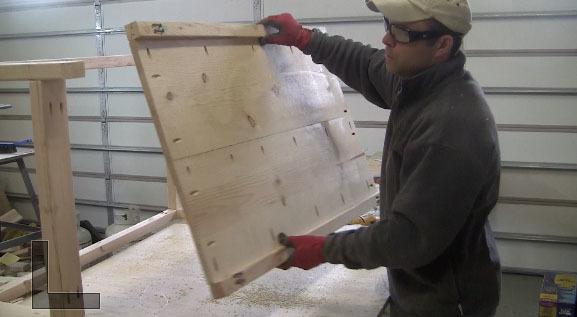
[382,32,395,48]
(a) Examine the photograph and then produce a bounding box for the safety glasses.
[384,17,443,44]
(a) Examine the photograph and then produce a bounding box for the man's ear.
[433,35,454,62]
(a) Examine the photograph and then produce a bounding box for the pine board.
[0,61,84,81]
[127,21,378,298]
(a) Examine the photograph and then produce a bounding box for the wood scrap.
[0,209,21,224]
[6,262,30,274]
[0,209,176,302]
[0,60,85,81]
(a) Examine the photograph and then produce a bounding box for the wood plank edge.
[125,21,266,41]
[0,209,176,303]
[208,192,379,298]
[209,247,290,299]
[0,55,134,70]
[0,61,85,81]
[81,55,135,69]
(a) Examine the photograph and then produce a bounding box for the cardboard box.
[539,273,577,317]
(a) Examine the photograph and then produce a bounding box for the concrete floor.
[18,219,543,316]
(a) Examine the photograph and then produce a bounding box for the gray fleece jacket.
[303,30,502,317]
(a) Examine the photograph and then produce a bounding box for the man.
[260,0,501,316]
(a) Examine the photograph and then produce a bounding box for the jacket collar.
[398,51,466,104]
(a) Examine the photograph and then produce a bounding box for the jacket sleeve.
[303,29,397,109]
[323,143,486,269]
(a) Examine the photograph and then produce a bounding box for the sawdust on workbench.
[226,284,328,309]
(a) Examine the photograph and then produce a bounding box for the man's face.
[381,19,439,78]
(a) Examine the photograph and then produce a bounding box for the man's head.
[366,0,471,78]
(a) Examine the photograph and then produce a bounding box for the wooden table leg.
[30,79,84,317]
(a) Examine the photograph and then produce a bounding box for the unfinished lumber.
[0,209,176,303]
[30,79,84,317]
[0,61,84,81]
[127,21,378,298]
[79,208,176,267]
[0,209,22,224]
[126,21,266,40]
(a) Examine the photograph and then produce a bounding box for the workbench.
[14,219,388,316]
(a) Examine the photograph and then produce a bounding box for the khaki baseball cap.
[366,0,472,34]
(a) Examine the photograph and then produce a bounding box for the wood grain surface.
[128,21,377,298]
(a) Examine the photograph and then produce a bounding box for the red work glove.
[278,233,326,270]
[259,13,312,51]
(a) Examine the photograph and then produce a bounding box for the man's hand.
[278,233,326,270]
[259,13,312,51]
